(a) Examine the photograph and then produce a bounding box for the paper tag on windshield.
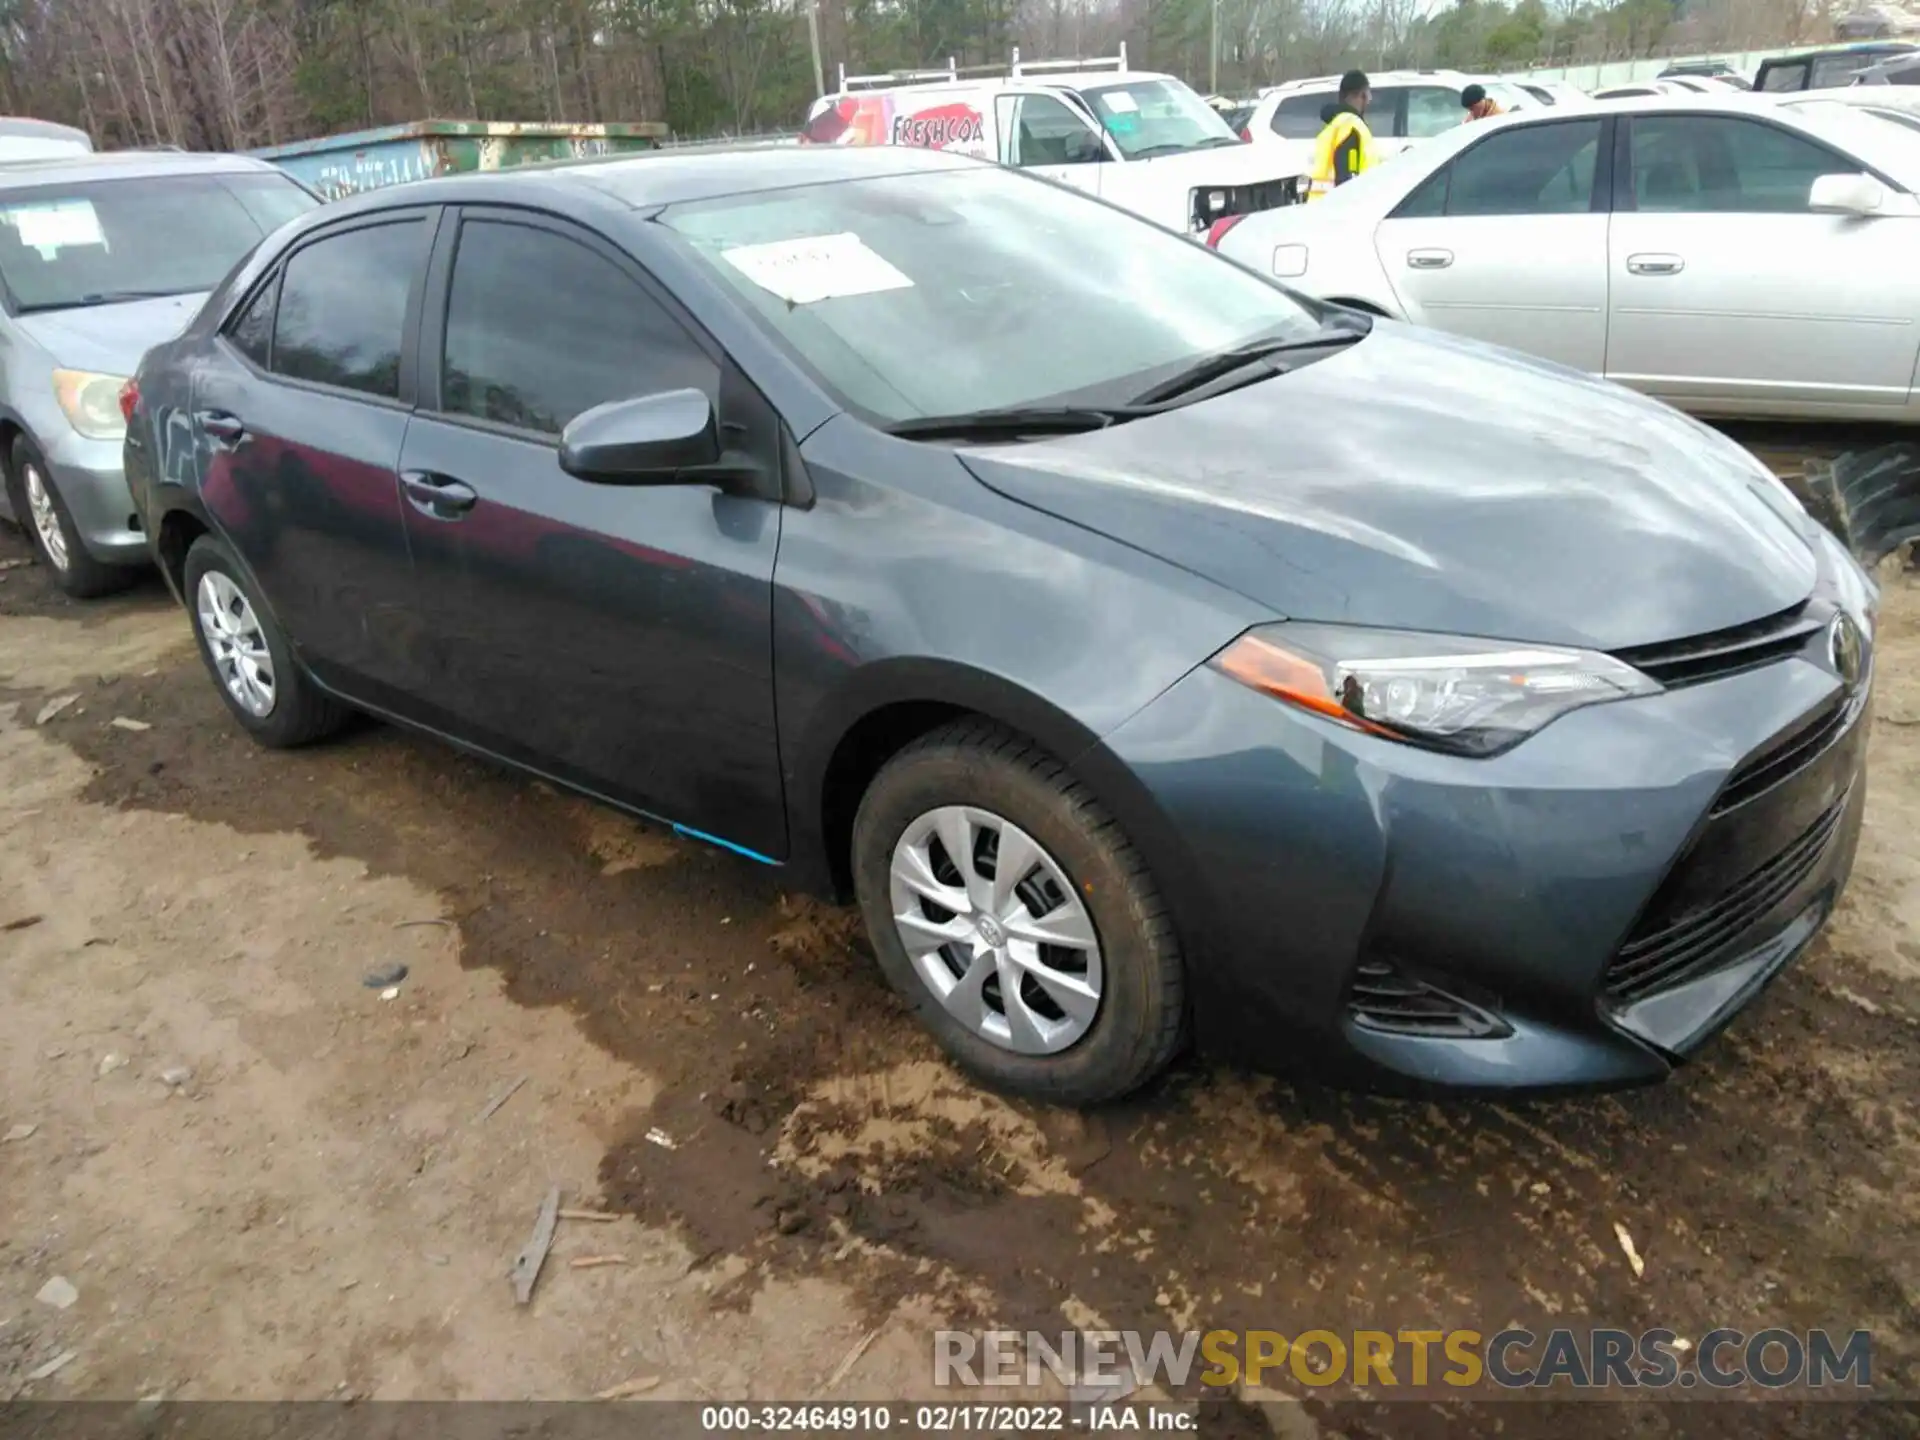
[721,232,912,306]
[10,201,104,252]
[1103,91,1140,113]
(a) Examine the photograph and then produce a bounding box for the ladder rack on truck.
[837,45,1129,92]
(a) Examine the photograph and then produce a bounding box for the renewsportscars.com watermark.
[934,1328,1875,1394]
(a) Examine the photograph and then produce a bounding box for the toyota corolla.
[124,146,1875,1104]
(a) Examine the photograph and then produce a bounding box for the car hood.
[1137,140,1304,184]
[958,323,1818,652]
[13,292,206,374]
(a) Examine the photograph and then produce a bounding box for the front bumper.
[42,428,145,565]
[1097,631,1870,1095]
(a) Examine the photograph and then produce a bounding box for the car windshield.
[0,171,319,314]
[659,166,1322,424]
[1076,78,1243,156]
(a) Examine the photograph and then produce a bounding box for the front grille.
[1612,603,1823,689]
[1715,695,1853,816]
[1240,178,1301,213]
[1604,790,1849,1003]
[1348,960,1510,1039]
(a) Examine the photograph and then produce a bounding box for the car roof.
[314,142,987,221]
[831,66,1175,96]
[0,117,90,142]
[0,149,285,189]
[1764,40,1918,61]
[1264,69,1481,94]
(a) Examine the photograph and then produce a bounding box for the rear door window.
[270,220,422,399]
[1404,86,1463,138]
[1393,119,1602,218]
[1369,86,1410,136]
[1812,53,1884,88]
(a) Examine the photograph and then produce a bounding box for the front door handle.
[1626,253,1685,276]
[1406,248,1453,270]
[399,469,478,519]
[195,410,245,443]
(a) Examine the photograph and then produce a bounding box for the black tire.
[852,719,1185,1106]
[7,436,137,599]
[182,534,349,748]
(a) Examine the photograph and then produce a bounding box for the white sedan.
[1214,93,1920,422]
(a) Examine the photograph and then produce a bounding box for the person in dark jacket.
[1461,83,1505,121]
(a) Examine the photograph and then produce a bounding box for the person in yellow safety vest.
[1461,83,1504,122]
[1307,71,1376,201]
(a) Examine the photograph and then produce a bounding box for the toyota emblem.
[1829,612,1865,690]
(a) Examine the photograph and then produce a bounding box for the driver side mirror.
[558,389,720,484]
[1809,171,1887,216]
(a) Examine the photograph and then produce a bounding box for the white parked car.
[1592,79,1701,100]
[1214,93,1920,422]
[1779,86,1920,136]
[800,48,1301,238]
[1242,70,1537,181]
[1509,79,1593,108]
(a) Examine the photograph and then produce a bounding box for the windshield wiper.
[18,288,194,314]
[1125,142,1200,159]
[885,404,1155,442]
[1128,324,1370,407]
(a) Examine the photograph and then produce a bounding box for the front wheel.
[852,720,1186,1106]
[8,437,136,599]
[183,534,349,748]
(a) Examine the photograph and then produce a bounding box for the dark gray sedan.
[124,145,1875,1103]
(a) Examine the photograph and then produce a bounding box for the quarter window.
[271,221,420,399]
[1629,115,1839,213]
[1392,119,1601,219]
[1759,61,1808,92]
[1269,93,1328,139]
[226,272,277,370]
[439,219,716,436]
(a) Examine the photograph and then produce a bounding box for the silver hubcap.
[196,572,275,718]
[23,464,66,571]
[888,806,1104,1055]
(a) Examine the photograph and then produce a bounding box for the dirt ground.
[2,432,1919,1436]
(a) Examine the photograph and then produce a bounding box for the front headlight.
[1211,622,1663,757]
[53,368,130,441]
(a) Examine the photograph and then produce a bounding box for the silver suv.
[0,150,318,596]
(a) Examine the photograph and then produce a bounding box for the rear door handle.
[1406,248,1453,270]
[1626,253,1685,276]
[399,469,478,519]
[195,410,245,443]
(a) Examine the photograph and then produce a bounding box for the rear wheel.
[8,437,136,599]
[852,720,1185,1106]
[183,534,349,748]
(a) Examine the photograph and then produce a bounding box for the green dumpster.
[248,120,670,201]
